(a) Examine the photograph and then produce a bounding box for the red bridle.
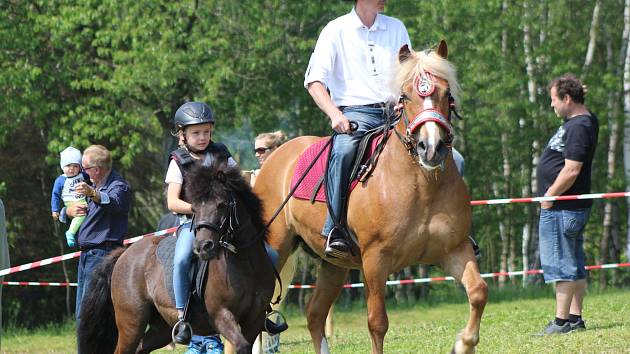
[396,71,456,153]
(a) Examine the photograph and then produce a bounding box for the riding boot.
[325,227,350,259]
[173,318,192,345]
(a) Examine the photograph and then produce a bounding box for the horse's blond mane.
[392,47,461,104]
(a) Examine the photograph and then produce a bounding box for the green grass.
[4,287,630,353]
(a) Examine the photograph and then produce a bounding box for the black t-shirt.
[537,112,599,210]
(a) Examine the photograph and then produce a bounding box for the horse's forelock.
[185,163,230,204]
[393,47,461,104]
[186,162,268,241]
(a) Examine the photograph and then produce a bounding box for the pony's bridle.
[394,70,461,158]
[193,192,243,254]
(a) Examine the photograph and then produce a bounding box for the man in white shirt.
[304,0,410,259]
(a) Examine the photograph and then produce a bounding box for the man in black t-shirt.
[535,74,598,336]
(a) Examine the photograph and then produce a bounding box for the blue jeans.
[322,106,388,236]
[174,222,195,310]
[538,208,590,283]
[76,246,115,323]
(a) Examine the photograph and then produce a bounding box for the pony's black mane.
[185,161,267,241]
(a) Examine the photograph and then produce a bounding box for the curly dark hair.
[185,161,267,242]
[549,74,585,104]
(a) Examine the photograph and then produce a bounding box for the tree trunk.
[583,1,601,73]
[622,0,630,263]
[522,0,541,287]
[494,182,509,287]
[599,26,626,287]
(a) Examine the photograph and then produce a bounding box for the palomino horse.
[78,162,276,354]
[254,40,487,354]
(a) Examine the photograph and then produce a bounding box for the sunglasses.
[83,165,98,171]
[254,147,273,154]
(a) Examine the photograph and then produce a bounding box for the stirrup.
[172,318,192,345]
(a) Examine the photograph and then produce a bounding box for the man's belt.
[339,102,388,111]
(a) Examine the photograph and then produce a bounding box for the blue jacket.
[61,170,131,248]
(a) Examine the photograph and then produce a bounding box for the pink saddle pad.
[290,134,385,202]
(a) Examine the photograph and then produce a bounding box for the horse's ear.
[398,44,412,63]
[436,40,448,59]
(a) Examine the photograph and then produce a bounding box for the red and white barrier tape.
[470,191,630,205]
[1,191,629,278]
[287,262,630,289]
[3,281,77,287]
[7,262,628,288]
[0,227,177,277]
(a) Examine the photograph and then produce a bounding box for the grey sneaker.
[533,320,571,336]
[569,319,586,332]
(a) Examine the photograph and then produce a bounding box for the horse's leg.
[306,261,348,354]
[112,296,151,354]
[439,240,488,354]
[214,308,251,354]
[361,250,390,354]
[114,311,147,354]
[135,314,172,354]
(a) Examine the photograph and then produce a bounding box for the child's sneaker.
[65,230,76,247]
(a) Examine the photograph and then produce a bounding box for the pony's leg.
[439,240,488,354]
[135,315,172,354]
[306,261,348,354]
[112,298,151,354]
[214,308,251,354]
[361,250,390,354]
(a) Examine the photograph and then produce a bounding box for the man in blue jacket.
[61,145,131,325]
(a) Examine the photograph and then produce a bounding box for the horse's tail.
[77,247,125,354]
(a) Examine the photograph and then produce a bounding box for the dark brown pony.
[254,41,487,354]
[78,162,275,354]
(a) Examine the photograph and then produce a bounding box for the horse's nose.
[417,138,448,166]
[201,240,216,253]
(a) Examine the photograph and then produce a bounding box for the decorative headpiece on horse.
[414,71,436,97]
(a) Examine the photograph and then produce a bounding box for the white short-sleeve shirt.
[304,8,411,107]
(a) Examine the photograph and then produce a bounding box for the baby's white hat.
[60,146,82,169]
